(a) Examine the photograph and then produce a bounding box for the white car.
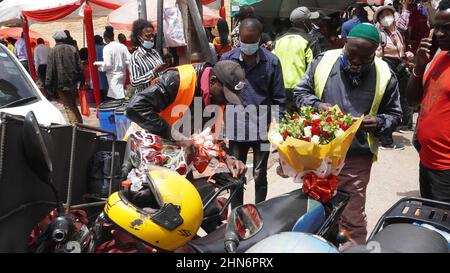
[0,44,66,125]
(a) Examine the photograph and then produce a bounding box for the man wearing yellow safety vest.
[126,60,248,179]
[273,6,321,114]
[293,23,402,248]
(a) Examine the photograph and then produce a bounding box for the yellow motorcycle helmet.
[104,166,203,251]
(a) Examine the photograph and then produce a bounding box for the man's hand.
[415,38,433,75]
[225,156,247,179]
[317,102,332,112]
[176,138,198,165]
[361,115,379,133]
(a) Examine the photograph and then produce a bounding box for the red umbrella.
[0,27,49,45]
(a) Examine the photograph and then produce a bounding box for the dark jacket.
[220,47,286,142]
[45,42,84,92]
[126,62,211,140]
[294,53,402,156]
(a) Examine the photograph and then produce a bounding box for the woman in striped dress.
[129,19,169,94]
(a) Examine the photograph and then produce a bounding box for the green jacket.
[273,27,317,89]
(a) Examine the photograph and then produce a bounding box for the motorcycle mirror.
[22,111,53,184]
[224,204,263,253]
[235,204,263,240]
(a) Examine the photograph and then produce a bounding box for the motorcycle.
[176,189,349,253]
[236,197,450,253]
[90,170,245,253]
[21,111,93,253]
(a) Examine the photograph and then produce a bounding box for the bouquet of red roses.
[269,106,363,202]
[191,127,226,173]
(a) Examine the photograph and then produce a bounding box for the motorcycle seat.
[368,223,448,253]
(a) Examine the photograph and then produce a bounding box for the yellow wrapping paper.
[269,106,364,174]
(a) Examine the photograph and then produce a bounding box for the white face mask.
[380,16,395,27]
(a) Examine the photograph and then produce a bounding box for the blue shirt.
[95,44,108,91]
[220,47,286,142]
[341,18,361,38]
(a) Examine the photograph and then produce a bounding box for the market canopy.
[0,0,128,25]
[231,0,384,17]
[0,27,49,45]
[108,0,221,31]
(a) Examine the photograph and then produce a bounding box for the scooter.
[177,189,349,253]
[235,197,450,253]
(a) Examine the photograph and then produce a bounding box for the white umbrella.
[108,0,221,31]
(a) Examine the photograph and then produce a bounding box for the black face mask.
[340,52,374,86]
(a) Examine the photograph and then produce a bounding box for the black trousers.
[228,141,270,209]
[419,163,450,203]
[380,58,412,146]
[37,64,47,85]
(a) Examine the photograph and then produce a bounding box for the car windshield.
[0,46,38,108]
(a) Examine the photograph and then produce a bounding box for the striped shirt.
[395,9,410,33]
[129,46,163,93]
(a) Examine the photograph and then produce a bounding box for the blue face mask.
[142,40,154,49]
[240,40,260,55]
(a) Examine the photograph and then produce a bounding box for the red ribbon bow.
[302,173,338,203]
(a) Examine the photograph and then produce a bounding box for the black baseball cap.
[212,60,246,105]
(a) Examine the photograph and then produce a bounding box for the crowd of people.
[1,0,449,249]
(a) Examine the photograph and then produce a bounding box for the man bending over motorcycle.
[125,60,248,179]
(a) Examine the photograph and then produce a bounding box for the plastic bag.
[79,89,91,117]
[163,6,187,47]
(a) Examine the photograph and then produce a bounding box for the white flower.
[207,150,218,157]
[271,132,284,144]
[204,140,214,148]
[311,135,321,144]
[312,114,321,120]
[204,135,214,142]
[304,126,312,138]
[335,128,345,138]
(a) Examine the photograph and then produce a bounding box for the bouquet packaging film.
[269,106,364,202]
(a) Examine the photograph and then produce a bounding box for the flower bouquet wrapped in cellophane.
[269,106,363,202]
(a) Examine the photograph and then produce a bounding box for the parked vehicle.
[177,189,349,253]
[0,44,66,125]
[239,197,450,253]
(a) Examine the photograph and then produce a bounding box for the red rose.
[342,124,350,131]
[312,119,321,126]
[301,136,311,142]
[282,130,289,139]
[326,116,332,122]
[321,131,330,139]
[176,163,188,175]
[304,121,312,127]
[290,114,300,120]
[155,154,166,165]
[150,143,163,151]
[311,125,321,135]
